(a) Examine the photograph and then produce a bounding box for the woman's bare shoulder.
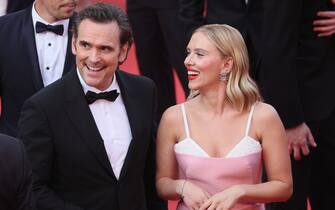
[158,104,186,141]
[253,102,284,131]
[254,102,280,120]
[253,102,283,130]
[160,103,185,127]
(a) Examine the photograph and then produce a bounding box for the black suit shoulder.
[22,73,70,113]
[118,69,155,87]
[116,70,157,107]
[0,134,27,184]
[0,7,29,33]
[6,0,34,14]
[0,133,24,160]
[0,8,29,57]
[0,134,34,210]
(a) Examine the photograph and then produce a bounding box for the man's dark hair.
[73,3,133,48]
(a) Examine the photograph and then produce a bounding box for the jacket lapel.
[63,70,117,180]
[116,71,144,179]
[62,15,75,75]
[22,6,44,90]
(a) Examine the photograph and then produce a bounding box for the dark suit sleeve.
[18,99,83,210]
[144,83,167,210]
[179,0,205,41]
[259,0,304,128]
[16,141,35,210]
[6,0,34,14]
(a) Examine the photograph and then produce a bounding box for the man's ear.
[118,44,129,64]
[71,36,77,55]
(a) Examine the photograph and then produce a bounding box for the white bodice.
[174,103,262,158]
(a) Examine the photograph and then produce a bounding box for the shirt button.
[46,66,50,70]
[48,43,52,47]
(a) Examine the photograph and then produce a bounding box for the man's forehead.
[77,19,120,35]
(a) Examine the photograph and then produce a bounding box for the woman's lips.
[187,69,200,80]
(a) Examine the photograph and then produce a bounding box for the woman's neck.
[197,85,232,116]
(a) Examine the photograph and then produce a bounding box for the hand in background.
[199,185,244,210]
[286,123,317,161]
[313,1,335,37]
[182,181,211,210]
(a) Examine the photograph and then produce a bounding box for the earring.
[219,71,229,82]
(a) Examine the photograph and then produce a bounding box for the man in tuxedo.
[262,1,335,210]
[0,0,76,136]
[18,3,167,210]
[0,133,34,210]
[126,0,189,121]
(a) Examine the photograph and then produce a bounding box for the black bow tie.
[85,90,119,104]
[35,21,64,36]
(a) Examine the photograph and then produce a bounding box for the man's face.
[35,0,77,23]
[72,19,128,91]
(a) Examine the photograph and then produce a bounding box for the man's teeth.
[87,66,102,71]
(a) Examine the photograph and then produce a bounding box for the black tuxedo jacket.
[296,0,335,122]
[0,133,34,210]
[0,5,75,136]
[18,69,166,210]
[6,0,34,14]
[260,0,335,128]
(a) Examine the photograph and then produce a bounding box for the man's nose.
[88,49,101,63]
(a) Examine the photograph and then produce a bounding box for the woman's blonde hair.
[189,24,261,111]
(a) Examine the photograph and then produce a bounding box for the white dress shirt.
[0,0,7,16]
[77,70,133,179]
[32,3,69,87]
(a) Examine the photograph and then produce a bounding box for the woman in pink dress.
[156,24,292,210]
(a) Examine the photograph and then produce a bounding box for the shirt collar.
[76,68,120,94]
[31,2,69,36]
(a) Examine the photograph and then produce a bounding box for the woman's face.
[185,32,225,91]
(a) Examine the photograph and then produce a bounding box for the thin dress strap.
[245,104,256,137]
[181,104,190,138]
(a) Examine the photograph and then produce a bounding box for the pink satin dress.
[174,104,264,210]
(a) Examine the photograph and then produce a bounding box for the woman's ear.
[221,57,233,74]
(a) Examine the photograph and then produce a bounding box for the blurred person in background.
[265,0,335,210]
[126,0,189,121]
[0,0,76,136]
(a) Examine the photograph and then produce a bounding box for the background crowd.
[0,0,335,210]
